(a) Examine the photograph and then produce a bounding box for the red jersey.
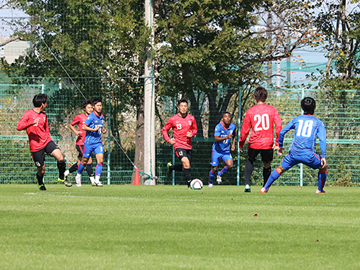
[239,103,282,149]
[16,109,52,152]
[162,114,198,150]
[71,113,87,145]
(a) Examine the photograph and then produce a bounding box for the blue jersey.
[212,123,236,153]
[279,114,326,158]
[84,112,104,145]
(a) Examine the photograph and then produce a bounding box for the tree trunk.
[133,95,144,183]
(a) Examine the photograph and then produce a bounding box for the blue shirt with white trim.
[212,122,236,153]
[279,114,326,158]
[84,112,104,145]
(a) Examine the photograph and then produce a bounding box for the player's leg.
[261,154,296,192]
[260,149,274,187]
[245,147,259,192]
[93,144,104,186]
[47,141,72,187]
[76,144,92,186]
[218,154,233,184]
[32,149,46,190]
[209,150,220,187]
[304,153,327,193]
[179,150,192,187]
[209,166,217,187]
[86,156,95,184]
[168,149,184,175]
[66,145,83,177]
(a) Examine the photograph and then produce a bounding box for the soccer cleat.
[64,169,70,178]
[244,184,251,192]
[64,179,72,187]
[57,178,64,183]
[260,187,268,193]
[94,181,103,187]
[216,175,222,184]
[166,162,172,177]
[208,183,213,188]
[316,189,326,193]
[38,184,46,191]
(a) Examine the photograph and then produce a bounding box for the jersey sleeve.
[191,116,198,137]
[239,113,251,148]
[278,118,295,148]
[318,121,327,158]
[273,109,282,146]
[162,118,173,143]
[84,114,93,127]
[71,115,80,126]
[16,111,32,131]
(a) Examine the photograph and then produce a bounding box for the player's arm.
[188,117,198,138]
[162,119,174,144]
[318,121,327,159]
[69,117,82,136]
[16,113,33,131]
[273,109,282,146]
[239,114,251,149]
[82,124,99,132]
[231,128,236,151]
[277,119,295,155]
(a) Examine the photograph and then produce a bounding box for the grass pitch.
[1,184,360,270]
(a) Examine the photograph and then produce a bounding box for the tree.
[314,0,360,89]
[2,0,151,173]
[155,0,319,138]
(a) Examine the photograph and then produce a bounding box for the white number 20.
[297,120,313,137]
[254,114,270,131]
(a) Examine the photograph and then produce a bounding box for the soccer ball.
[190,179,203,190]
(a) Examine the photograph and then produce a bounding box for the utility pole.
[144,0,155,178]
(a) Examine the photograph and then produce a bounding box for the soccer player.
[75,98,106,187]
[65,99,95,186]
[208,112,236,187]
[162,98,198,187]
[260,97,327,193]
[239,86,282,192]
[16,93,72,190]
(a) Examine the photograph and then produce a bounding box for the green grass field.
[1,184,360,270]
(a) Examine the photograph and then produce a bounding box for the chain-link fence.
[1,82,359,186]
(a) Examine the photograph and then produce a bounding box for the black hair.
[83,99,93,109]
[223,112,231,117]
[33,94,48,107]
[177,98,188,106]
[92,98,102,106]
[301,97,316,115]
[254,86,267,102]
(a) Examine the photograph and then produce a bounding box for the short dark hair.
[301,97,316,115]
[83,99,93,109]
[223,112,231,117]
[92,98,102,106]
[254,87,267,102]
[33,94,48,107]
[177,98,188,106]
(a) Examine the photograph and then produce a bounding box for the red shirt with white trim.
[17,109,52,152]
[162,114,198,150]
[239,104,282,149]
[71,113,87,145]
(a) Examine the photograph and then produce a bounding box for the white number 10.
[297,120,313,137]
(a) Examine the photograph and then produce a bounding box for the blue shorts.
[281,153,322,171]
[211,149,233,167]
[83,143,103,158]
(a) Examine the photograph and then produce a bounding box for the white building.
[0,36,30,64]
